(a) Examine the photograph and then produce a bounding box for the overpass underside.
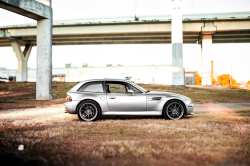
[1,31,250,46]
[1,19,250,46]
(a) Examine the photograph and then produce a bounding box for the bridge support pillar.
[201,35,212,85]
[171,0,185,87]
[10,39,32,82]
[36,18,53,100]
[36,0,52,100]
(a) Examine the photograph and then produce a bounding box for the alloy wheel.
[79,103,98,121]
[166,102,184,120]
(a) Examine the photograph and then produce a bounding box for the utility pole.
[230,63,232,88]
[211,61,214,84]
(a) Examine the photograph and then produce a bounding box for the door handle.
[109,97,116,99]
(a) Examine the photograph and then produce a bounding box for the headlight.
[186,99,192,104]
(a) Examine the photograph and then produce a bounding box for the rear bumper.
[186,104,194,115]
[64,101,79,114]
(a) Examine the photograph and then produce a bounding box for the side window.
[106,83,127,94]
[127,83,142,93]
[78,82,104,93]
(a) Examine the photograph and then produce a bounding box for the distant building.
[52,74,66,82]
[65,63,71,68]
[65,63,78,68]
[82,63,88,67]
[0,68,16,81]
[184,69,196,85]
[106,63,123,67]
[0,65,173,84]
[31,65,172,84]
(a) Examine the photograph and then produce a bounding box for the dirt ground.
[1,103,250,127]
[0,103,250,166]
[1,82,250,165]
[186,85,234,89]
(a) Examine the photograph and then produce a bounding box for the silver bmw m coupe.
[64,79,194,121]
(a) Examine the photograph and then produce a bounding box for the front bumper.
[186,104,194,115]
[64,101,79,114]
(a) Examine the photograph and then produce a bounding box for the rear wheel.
[163,101,185,120]
[77,100,100,121]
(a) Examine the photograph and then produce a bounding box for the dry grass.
[139,84,250,103]
[0,103,250,166]
[1,82,250,165]
[1,82,250,110]
[0,82,77,110]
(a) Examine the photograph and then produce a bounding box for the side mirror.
[127,89,134,96]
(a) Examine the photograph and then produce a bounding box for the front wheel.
[77,100,100,121]
[163,101,185,120]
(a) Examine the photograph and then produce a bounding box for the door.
[106,81,146,111]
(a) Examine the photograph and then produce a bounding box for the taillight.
[66,96,72,102]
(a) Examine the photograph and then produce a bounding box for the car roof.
[79,78,130,83]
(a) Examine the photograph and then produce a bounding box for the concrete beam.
[183,32,200,36]
[214,31,250,36]
[0,41,10,44]
[215,21,250,31]
[213,36,250,40]
[213,39,250,43]
[3,34,250,46]
[10,39,32,81]
[2,24,172,37]
[201,22,217,34]
[19,33,172,40]
[52,33,172,39]
[20,33,198,40]
[52,37,170,41]
[183,41,197,44]
[0,0,51,20]
[53,41,171,45]
[2,20,250,38]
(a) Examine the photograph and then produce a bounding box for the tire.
[77,100,100,122]
[163,100,185,120]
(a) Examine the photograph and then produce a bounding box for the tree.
[217,74,237,87]
[246,80,250,88]
[195,71,201,85]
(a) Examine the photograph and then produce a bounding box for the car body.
[64,79,194,121]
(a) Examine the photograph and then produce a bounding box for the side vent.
[152,97,162,100]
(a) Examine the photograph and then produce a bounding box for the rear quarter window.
[68,82,82,92]
[78,82,104,93]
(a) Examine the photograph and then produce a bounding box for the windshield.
[129,82,148,93]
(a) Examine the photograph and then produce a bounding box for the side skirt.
[102,111,162,116]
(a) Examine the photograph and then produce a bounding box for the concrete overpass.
[1,12,250,46]
[0,0,250,94]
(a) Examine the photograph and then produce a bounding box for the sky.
[0,0,250,82]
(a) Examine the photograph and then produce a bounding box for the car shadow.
[99,115,163,120]
[98,115,195,120]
